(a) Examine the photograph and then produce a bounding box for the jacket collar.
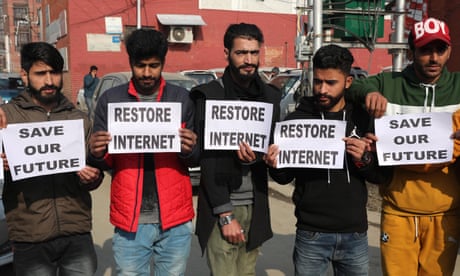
[128,76,166,101]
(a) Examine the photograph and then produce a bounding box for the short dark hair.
[125,28,168,65]
[223,23,264,51]
[408,31,415,51]
[90,65,98,71]
[20,42,64,73]
[313,44,354,75]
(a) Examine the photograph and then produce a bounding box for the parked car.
[76,88,87,112]
[180,70,217,85]
[269,69,306,120]
[0,75,24,104]
[350,66,369,79]
[90,71,198,117]
[269,67,369,120]
[0,180,13,267]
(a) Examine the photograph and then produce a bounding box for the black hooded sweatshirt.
[269,96,391,233]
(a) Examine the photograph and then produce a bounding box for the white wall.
[199,0,298,15]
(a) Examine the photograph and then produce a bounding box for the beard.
[313,91,344,111]
[28,79,63,105]
[133,76,160,95]
[413,60,442,82]
[228,57,259,83]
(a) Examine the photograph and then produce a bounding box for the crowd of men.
[0,16,459,276]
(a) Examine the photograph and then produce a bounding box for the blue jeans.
[13,233,97,276]
[113,222,192,276]
[294,229,368,276]
[85,96,93,115]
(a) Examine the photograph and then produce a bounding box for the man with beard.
[88,29,199,275]
[0,42,103,275]
[264,44,390,275]
[191,23,280,276]
[347,17,460,275]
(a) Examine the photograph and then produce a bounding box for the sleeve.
[178,90,200,167]
[83,75,95,89]
[452,111,460,159]
[268,167,295,185]
[346,73,385,104]
[353,152,393,185]
[82,111,105,190]
[86,91,112,171]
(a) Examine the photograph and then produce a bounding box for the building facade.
[0,0,40,74]
[1,0,458,103]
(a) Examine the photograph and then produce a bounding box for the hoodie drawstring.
[419,83,436,112]
[321,110,349,184]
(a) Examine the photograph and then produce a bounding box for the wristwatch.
[354,151,372,168]
[218,214,235,227]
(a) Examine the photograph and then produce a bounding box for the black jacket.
[191,73,281,253]
[269,96,391,233]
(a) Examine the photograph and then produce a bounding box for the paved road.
[1,175,460,275]
[91,175,379,276]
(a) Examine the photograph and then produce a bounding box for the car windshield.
[183,73,216,85]
[270,74,301,99]
[167,79,197,91]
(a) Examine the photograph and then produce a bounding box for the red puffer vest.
[106,80,194,231]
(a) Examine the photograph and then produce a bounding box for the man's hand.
[179,128,197,155]
[363,133,378,152]
[263,144,279,168]
[365,92,387,118]
[89,131,111,158]
[237,142,256,163]
[343,137,369,161]
[77,165,101,184]
[0,107,8,128]
[1,152,9,171]
[219,213,246,244]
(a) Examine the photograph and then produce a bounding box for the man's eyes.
[234,50,260,55]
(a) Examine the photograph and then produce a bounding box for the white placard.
[108,102,181,153]
[274,119,347,169]
[375,112,453,165]
[2,120,85,181]
[204,100,273,153]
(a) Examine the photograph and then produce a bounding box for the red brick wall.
[428,0,460,72]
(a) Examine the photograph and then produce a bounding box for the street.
[91,174,297,276]
[90,174,381,276]
[1,174,460,275]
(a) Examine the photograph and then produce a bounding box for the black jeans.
[13,232,97,276]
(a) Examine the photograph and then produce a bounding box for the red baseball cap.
[411,17,451,48]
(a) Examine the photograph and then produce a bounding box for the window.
[13,5,30,50]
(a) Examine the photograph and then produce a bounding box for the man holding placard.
[265,45,390,275]
[89,29,199,275]
[348,17,460,276]
[191,23,280,275]
[0,42,103,275]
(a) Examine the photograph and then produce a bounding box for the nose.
[142,66,153,77]
[318,82,328,94]
[243,53,253,64]
[44,72,53,85]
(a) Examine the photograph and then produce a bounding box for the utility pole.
[5,34,10,73]
[137,0,141,29]
[392,0,406,72]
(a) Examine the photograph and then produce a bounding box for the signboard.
[273,119,346,168]
[2,120,85,181]
[107,102,182,153]
[204,100,273,153]
[375,112,453,166]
